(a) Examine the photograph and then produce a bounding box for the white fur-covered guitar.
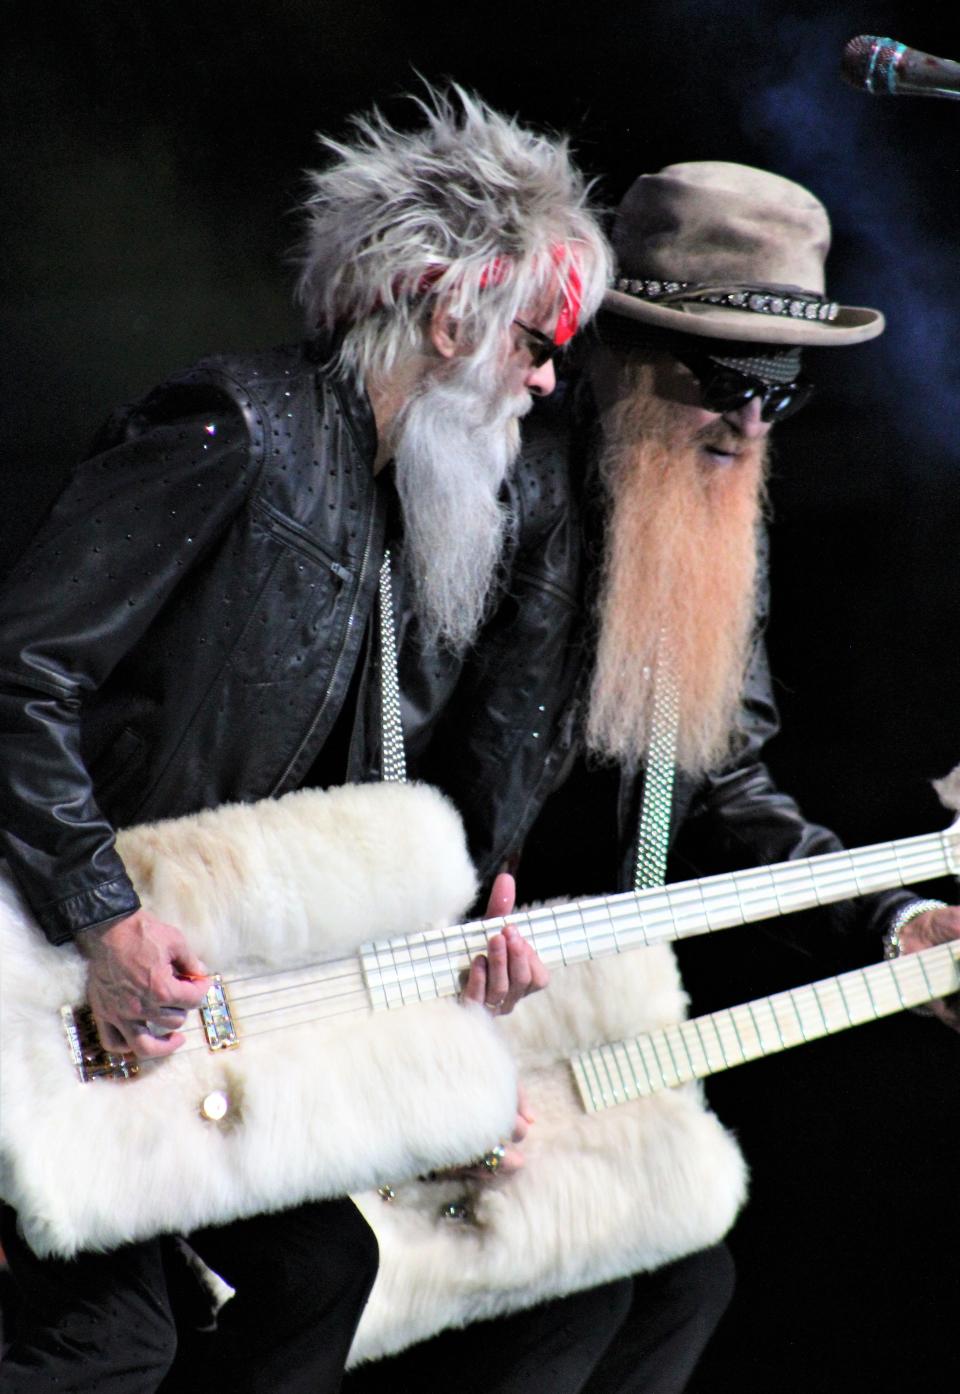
[1,779,957,1260]
[347,933,960,1369]
[0,782,515,1259]
[347,775,960,1369]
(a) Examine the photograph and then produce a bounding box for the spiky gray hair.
[294,85,611,382]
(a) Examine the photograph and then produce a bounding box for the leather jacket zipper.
[255,500,353,583]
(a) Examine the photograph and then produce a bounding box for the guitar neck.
[360,823,958,1010]
[572,940,960,1113]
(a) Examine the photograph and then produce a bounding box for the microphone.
[841,35,960,100]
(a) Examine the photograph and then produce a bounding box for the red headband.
[550,245,583,346]
[411,244,584,345]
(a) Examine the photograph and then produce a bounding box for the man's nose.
[525,357,556,398]
[724,394,771,439]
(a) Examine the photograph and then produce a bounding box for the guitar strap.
[377,550,407,785]
[633,641,679,892]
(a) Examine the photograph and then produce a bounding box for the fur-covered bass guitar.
[1,779,957,1258]
[347,937,960,1369]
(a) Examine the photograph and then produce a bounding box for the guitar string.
[160,836,953,1033]
[93,832,952,1065]
[181,856,943,1024]
[164,863,957,1060]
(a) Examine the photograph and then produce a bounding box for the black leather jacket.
[0,342,583,943]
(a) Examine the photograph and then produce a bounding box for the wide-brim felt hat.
[603,161,884,347]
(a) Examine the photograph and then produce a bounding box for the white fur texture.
[0,783,522,1258]
[933,763,960,815]
[348,946,748,1367]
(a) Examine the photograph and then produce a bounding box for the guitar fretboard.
[572,940,960,1112]
[359,827,956,1009]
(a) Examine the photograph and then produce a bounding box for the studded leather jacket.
[0,341,584,943]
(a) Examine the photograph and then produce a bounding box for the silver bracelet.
[881,899,948,960]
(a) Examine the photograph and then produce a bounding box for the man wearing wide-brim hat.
[516,158,960,1393]
[582,158,891,785]
[342,160,960,1394]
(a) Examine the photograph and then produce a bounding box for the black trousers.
[343,1243,734,1394]
[0,1197,378,1394]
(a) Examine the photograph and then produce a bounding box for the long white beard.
[586,368,768,778]
[393,352,531,653]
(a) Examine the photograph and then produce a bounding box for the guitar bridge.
[199,976,239,1051]
[61,1004,140,1083]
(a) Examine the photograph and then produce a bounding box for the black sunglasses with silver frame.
[671,348,815,422]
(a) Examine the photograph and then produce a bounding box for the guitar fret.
[648,1026,679,1088]
[734,1001,759,1056]
[657,1024,685,1086]
[604,896,620,960]
[642,1031,667,1086]
[801,983,828,1038]
[913,952,936,1006]
[693,1013,724,1074]
[572,1043,607,1111]
[835,976,858,1029]
[861,967,883,1020]
[751,996,783,1052]
[707,1011,736,1068]
[889,961,910,1011]
[610,1037,640,1098]
[657,1020,688,1081]
[810,978,840,1031]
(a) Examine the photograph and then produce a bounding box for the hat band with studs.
[611,278,840,324]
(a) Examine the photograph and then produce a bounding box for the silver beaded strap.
[377,550,407,784]
[881,898,947,959]
[610,277,840,325]
[633,644,679,892]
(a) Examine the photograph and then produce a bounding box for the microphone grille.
[840,34,900,93]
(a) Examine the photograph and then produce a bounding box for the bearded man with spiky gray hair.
[0,88,609,1393]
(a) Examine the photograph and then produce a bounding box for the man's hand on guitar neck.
[462,872,550,1016]
[76,909,211,1058]
[899,905,960,1032]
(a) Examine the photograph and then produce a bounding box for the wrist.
[881,899,948,960]
[75,908,145,958]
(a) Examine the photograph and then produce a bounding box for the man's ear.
[428,301,461,359]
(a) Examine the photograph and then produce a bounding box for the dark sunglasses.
[513,318,565,369]
[673,350,815,422]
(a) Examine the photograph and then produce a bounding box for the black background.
[2,4,959,1388]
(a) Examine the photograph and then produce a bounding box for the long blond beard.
[586,363,768,777]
